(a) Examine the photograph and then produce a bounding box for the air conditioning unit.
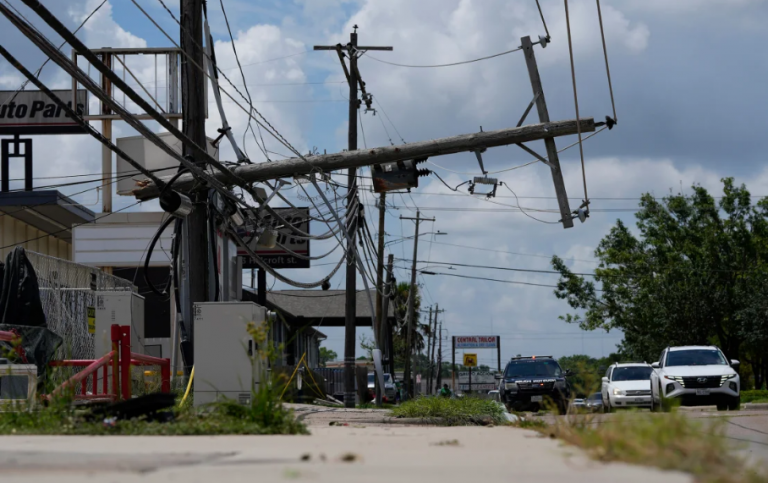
[0,360,37,408]
[193,302,267,407]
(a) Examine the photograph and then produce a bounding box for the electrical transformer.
[193,301,267,407]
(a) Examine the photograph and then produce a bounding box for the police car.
[495,355,572,414]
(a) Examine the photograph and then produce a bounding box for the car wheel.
[716,404,727,411]
[727,395,741,411]
[649,390,658,413]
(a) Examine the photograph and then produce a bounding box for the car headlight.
[720,374,737,385]
[612,388,625,396]
[504,383,517,391]
[664,375,684,383]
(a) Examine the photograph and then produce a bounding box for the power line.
[419,271,566,290]
[365,46,522,69]
[5,0,107,105]
[0,200,142,251]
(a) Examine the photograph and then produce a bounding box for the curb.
[678,403,768,412]
[326,416,504,426]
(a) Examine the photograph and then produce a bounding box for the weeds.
[392,396,505,426]
[0,319,307,436]
[543,410,766,483]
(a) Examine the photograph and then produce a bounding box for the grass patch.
[391,396,505,426]
[0,394,308,436]
[543,411,766,483]
[741,390,768,404]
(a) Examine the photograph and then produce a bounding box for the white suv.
[650,346,740,412]
[601,363,653,411]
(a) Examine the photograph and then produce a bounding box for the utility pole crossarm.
[133,118,595,200]
[313,46,393,51]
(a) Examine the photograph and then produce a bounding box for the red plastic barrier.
[45,324,172,402]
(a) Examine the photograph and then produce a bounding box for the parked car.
[570,398,586,411]
[367,372,397,402]
[496,355,572,414]
[649,346,740,412]
[584,392,603,412]
[601,362,653,411]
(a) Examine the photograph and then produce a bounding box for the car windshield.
[611,366,652,381]
[504,359,562,378]
[666,349,728,366]
[384,374,392,383]
[588,393,602,401]
[367,374,374,384]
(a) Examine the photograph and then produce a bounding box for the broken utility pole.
[314,28,392,408]
[132,118,594,200]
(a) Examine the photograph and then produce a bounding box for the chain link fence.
[27,251,135,361]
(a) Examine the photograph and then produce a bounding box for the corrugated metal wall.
[0,215,71,262]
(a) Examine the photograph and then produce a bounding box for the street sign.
[463,353,477,367]
[455,336,499,349]
[0,89,88,135]
[239,207,310,269]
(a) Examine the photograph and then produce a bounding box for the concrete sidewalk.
[0,426,691,483]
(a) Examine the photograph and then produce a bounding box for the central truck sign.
[0,89,88,135]
[455,336,499,349]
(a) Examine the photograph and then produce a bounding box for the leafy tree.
[552,179,768,388]
[318,347,337,367]
[358,334,375,360]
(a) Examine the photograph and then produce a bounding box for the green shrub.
[392,396,505,426]
[741,390,768,404]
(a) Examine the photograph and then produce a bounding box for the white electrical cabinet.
[193,302,266,407]
[94,291,145,358]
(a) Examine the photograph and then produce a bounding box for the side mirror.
[730,359,740,367]
[651,362,660,369]
[494,373,503,380]
[564,369,573,377]
[601,377,609,383]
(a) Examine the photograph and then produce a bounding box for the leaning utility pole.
[180,0,208,370]
[400,211,434,399]
[314,28,392,408]
[132,118,594,200]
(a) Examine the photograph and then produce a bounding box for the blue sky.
[1,0,768,367]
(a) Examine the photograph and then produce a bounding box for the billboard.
[455,336,499,349]
[0,89,88,135]
[239,207,310,269]
[457,371,496,384]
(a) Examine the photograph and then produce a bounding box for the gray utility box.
[94,291,145,391]
[94,291,145,358]
[193,302,267,407]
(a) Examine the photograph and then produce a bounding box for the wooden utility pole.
[133,118,594,200]
[426,305,433,395]
[400,211,434,399]
[521,35,574,229]
[180,0,208,369]
[429,304,443,394]
[314,28,392,408]
[435,320,443,390]
[375,192,386,352]
[380,254,395,376]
